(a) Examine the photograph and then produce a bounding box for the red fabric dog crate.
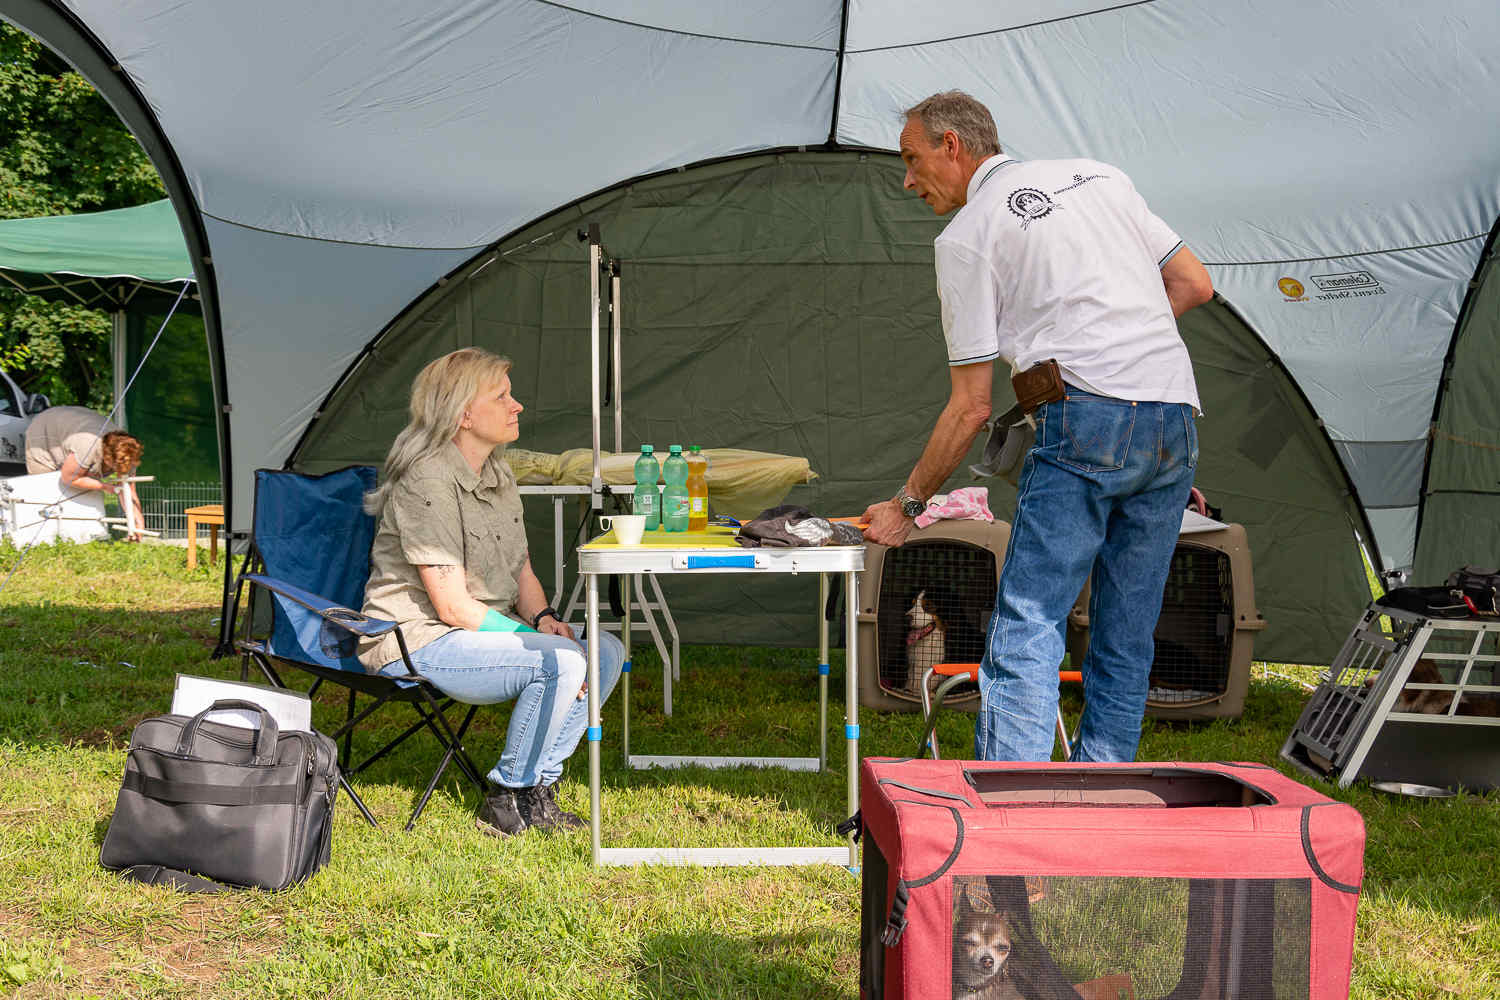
[855,759,1364,1000]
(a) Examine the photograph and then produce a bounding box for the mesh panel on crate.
[875,539,995,702]
[951,875,1311,1000]
[1148,547,1233,705]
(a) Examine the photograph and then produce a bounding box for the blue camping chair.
[231,466,488,829]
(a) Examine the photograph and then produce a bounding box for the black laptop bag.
[100,699,339,891]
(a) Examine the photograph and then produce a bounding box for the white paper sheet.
[172,674,312,732]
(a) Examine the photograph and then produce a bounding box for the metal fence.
[135,481,222,540]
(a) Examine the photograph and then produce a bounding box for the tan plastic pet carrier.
[855,520,1011,713]
[1069,522,1265,721]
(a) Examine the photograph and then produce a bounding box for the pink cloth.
[914,486,994,529]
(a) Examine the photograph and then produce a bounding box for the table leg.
[187,516,198,571]
[209,524,219,565]
[845,569,860,870]
[818,573,829,772]
[587,573,602,865]
[622,574,632,759]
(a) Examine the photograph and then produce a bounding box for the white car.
[0,366,50,476]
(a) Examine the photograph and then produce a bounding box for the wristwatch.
[893,488,925,520]
[530,606,560,629]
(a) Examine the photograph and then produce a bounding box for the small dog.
[953,883,1023,1000]
[907,589,948,694]
[1392,659,1500,717]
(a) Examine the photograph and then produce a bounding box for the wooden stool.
[184,503,224,570]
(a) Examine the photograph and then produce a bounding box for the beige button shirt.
[358,443,529,671]
[24,405,120,475]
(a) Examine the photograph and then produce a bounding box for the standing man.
[863,91,1214,763]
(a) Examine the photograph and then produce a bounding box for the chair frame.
[227,481,490,831]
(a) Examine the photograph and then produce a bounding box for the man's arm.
[1162,246,1213,318]
[863,361,993,546]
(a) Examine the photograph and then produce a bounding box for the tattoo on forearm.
[421,564,457,579]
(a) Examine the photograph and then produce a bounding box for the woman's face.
[464,373,524,447]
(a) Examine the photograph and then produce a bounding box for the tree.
[0,23,165,408]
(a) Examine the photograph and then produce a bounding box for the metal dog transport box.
[853,758,1364,1000]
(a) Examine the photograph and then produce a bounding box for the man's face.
[900,117,967,215]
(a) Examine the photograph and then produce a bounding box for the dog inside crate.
[879,541,995,701]
[950,874,1309,1000]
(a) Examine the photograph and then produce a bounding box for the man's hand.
[862,499,915,547]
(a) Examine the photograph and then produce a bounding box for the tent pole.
[612,264,622,455]
[111,310,127,430]
[587,223,603,513]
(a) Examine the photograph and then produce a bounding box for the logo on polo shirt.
[1008,188,1059,229]
[1277,277,1306,300]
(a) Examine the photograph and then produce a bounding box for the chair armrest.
[242,572,398,638]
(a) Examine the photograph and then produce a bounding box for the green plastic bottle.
[633,445,661,530]
[661,445,689,532]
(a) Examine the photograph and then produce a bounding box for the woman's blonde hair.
[364,347,513,517]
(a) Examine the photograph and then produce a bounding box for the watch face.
[901,496,924,518]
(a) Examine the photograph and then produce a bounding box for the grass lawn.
[1,541,1497,998]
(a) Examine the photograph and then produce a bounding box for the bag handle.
[175,699,280,764]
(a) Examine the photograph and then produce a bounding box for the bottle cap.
[669,444,683,454]
[641,444,654,454]
[690,445,701,453]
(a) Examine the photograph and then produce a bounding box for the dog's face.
[953,908,1013,994]
[908,590,935,629]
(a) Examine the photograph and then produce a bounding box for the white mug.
[599,514,647,545]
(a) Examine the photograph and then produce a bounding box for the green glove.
[479,609,537,633]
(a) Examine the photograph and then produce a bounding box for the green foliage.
[0,22,166,406]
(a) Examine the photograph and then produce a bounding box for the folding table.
[579,525,864,867]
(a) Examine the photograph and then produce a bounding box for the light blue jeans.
[381,627,624,789]
[975,388,1197,764]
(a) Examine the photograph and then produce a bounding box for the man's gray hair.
[903,91,1002,158]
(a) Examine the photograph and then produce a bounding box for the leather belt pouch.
[1011,359,1066,414]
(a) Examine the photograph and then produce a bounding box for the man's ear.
[943,130,962,159]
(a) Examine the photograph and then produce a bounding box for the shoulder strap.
[116,864,234,894]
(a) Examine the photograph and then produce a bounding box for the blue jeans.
[380,627,624,789]
[975,389,1197,763]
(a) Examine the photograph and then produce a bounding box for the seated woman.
[357,347,624,837]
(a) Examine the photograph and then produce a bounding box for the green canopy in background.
[0,199,218,484]
[0,199,194,309]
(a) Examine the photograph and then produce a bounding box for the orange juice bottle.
[686,445,709,531]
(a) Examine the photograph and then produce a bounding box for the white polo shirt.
[934,155,1200,410]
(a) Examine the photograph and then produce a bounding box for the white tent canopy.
[6,0,1499,576]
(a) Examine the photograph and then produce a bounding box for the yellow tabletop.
[582,525,741,549]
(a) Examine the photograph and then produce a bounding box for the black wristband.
[530,606,560,629]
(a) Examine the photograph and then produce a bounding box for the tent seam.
[526,0,836,51]
[1204,232,1486,268]
[845,0,1157,54]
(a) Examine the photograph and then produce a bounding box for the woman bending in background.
[358,347,623,837]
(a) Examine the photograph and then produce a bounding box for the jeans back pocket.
[1058,396,1136,472]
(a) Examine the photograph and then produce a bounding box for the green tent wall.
[1415,216,1500,583]
[295,153,1371,662]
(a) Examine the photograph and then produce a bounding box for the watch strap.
[530,605,560,629]
[895,489,925,519]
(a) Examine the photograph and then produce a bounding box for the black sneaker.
[515,783,586,831]
[476,789,528,837]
